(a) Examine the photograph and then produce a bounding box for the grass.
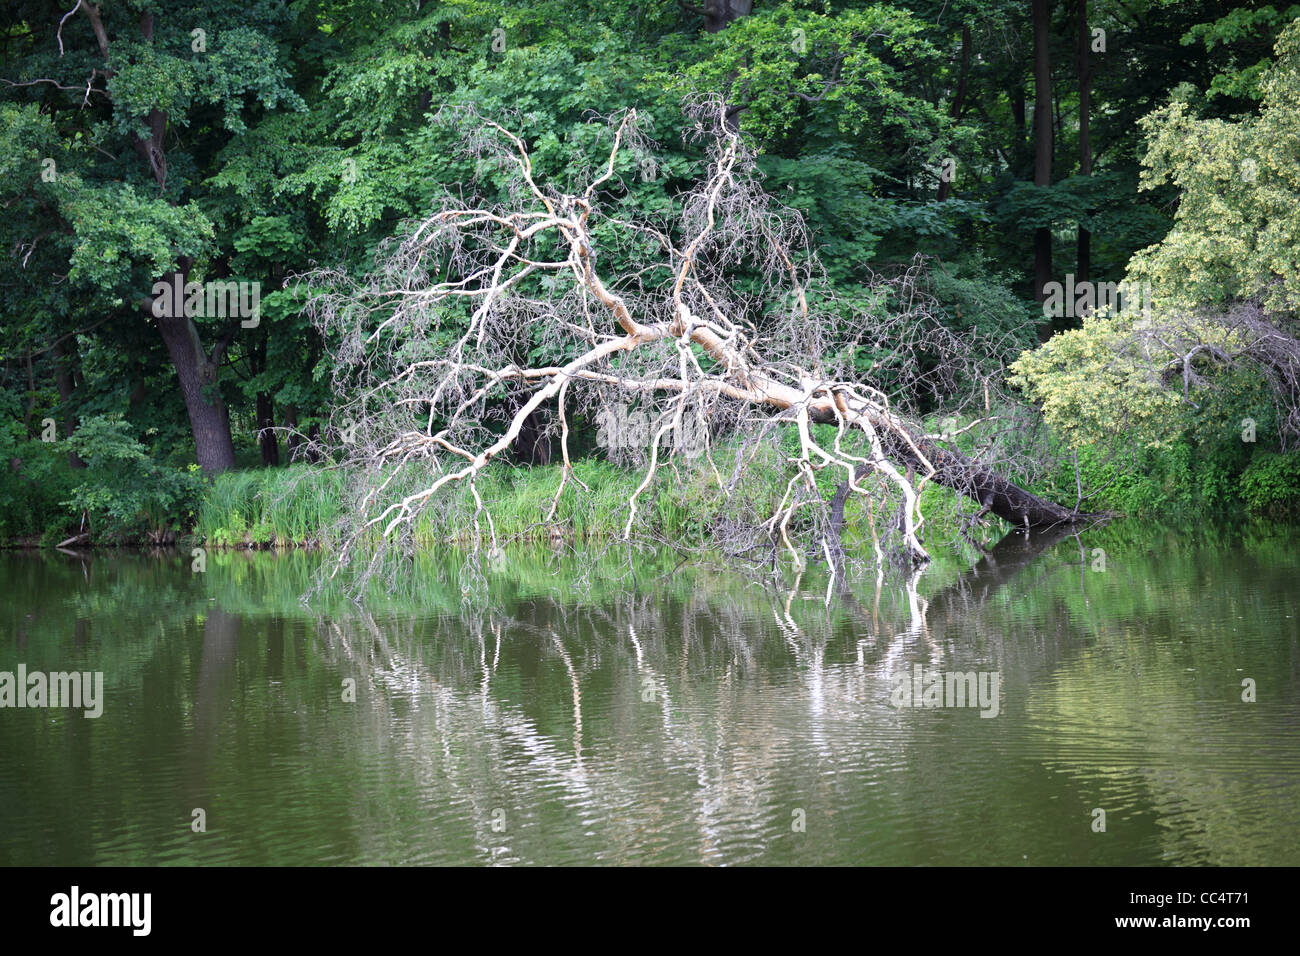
[195,465,345,549]
[196,457,766,549]
[191,435,1018,585]
[194,431,871,549]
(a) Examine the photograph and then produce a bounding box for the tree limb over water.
[305,98,1093,590]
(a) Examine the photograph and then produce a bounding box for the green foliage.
[65,184,214,293]
[681,3,953,144]
[63,416,205,542]
[1010,309,1190,450]
[1181,3,1300,100]
[1010,17,1300,521]
[5,0,1300,549]
[196,465,344,548]
[1130,20,1300,314]
[1241,450,1300,514]
[0,447,78,541]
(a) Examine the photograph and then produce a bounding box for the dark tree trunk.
[514,410,552,466]
[504,394,552,465]
[1076,230,1091,290]
[906,437,1080,527]
[885,426,1079,526]
[1031,0,1054,339]
[819,406,1090,539]
[128,364,148,409]
[23,348,35,431]
[250,332,279,466]
[50,338,86,468]
[702,0,753,32]
[257,393,279,466]
[304,422,322,463]
[133,16,167,189]
[284,404,303,461]
[692,1,753,132]
[938,25,972,202]
[1076,0,1092,286]
[1010,82,1027,163]
[153,276,237,474]
[88,7,237,475]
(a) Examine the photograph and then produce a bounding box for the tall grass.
[194,433,1013,565]
[196,465,345,548]
[196,444,820,551]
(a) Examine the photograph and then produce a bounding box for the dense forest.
[3,0,1299,566]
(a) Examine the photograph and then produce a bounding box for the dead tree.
[306,98,1087,589]
[1149,300,1300,447]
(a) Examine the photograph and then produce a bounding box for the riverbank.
[6,435,1300,554]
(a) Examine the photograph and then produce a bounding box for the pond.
[2,522,1298,865]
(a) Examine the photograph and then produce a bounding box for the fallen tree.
[305,98,1090,587]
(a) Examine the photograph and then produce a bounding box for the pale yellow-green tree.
[1127,18,1300,313]
[1012,19,1300,450]
[1010,307,1190,449]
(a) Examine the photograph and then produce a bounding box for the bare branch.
[303,98,1085,594]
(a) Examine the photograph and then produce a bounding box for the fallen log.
[307,98,1088,583]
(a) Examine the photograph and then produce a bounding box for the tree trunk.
[153,274,237,474]
[938,25,972,202]
[817,405,1082,530]
[284,404,303,461]
[50,338,86,468]
[257,393,279,466]
[1076,0,1092,286]
[902,435,1079,527]
[23,348,35,431]
[317,105,1093,583]
[305,422,322,463]
[250,332,279,466]
[86,5,237,475]
[702,0,753,33]
[695,0,753,132]
[1032,0,1054,339]
[128,363,148,409]
[1011,82,1027,164]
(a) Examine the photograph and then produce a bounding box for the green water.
[2,522,1298,865]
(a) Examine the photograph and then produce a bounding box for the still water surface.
[2,522,1298,865]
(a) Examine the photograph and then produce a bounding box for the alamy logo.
[889,664,1001,718]
[1042,274,1151,320]
[152,275,261,328]
[595,403,707,458]
[0,665,103,718]
[50,886,150,936]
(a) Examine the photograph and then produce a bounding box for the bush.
[63,415,205,543]
[0,393,81,540]
[1240,451,1300,515]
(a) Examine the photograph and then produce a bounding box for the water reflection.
[1,521,1297,865]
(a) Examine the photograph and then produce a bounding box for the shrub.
[63,415,204,543]
[1240,451,1300,515]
